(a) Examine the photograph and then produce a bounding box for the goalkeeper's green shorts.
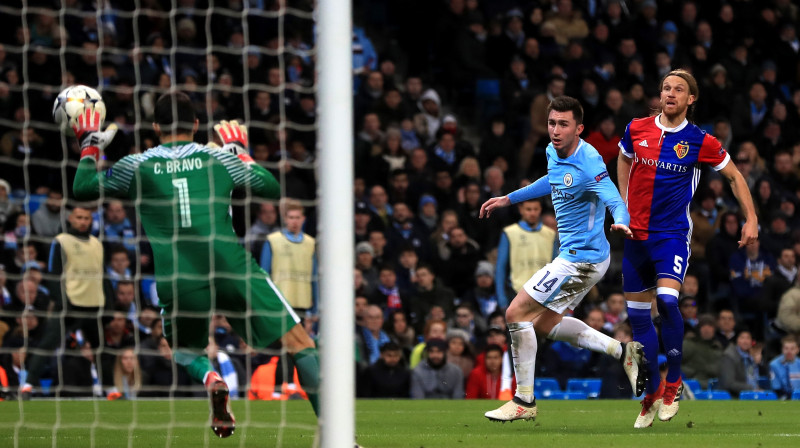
[158,248,300,352]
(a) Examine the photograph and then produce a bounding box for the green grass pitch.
[1,399,799,447]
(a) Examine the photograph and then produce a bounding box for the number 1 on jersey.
[172,178,192,228]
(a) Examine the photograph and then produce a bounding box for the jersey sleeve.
[618,122,634,158]
[585,154,630,226]
[73,156,137,201]
[507,174,550,204]
[698,133,730,171]
[211,151,281,199]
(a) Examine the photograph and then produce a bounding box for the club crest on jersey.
[673,141,689,159]
[563,173,573,187]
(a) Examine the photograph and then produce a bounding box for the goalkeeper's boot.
[206,372,235,438]
[634,380,664,429]
[19,383,32,401]
[621,341,646,396]
[658,377,683,421]
[484,396,537,422]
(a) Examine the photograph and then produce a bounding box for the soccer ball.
[52,85,106,135]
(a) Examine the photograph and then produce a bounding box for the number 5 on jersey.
[172,178,192,228]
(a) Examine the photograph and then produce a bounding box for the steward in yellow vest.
[23,205,112,392]
[259,201,318,315]
[495,199,556,308]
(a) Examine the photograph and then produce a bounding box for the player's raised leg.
[537,257,644,392]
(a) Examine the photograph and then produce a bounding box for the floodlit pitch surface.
[1,399,799,447]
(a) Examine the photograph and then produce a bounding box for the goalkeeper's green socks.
[179,352,215,384]
[294,347,320,417]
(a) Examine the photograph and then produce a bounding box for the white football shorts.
[522,256,610,314]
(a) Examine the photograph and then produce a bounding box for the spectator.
[682,315,724,389]
[543,0,589,47]
[244,202,280,256]
[715,309,737,348]
[678,297,699,336]
[495,199,556,308]
[395,245,419,292]
[414,89,443,146]
[585,115,621,164]
[386,202,429,262]
[776,280,800,335]
[359,341,410,398]
[446,328,475,381]
[707,211,741,298]
[355,241,378,294]
[369,263,409,317]
[601,291,627,333]
[729,239,775,327]
[103,200,136,254]
[769,335,800,399]
[0,179,20,229]
[260,200,318,317]
[409,319,448,369]
[138,319,173,396]
[108,348,141,400]
[103,244,130,289]
[719,329,767,398]
[408,264,456,334]
[410,338,464,399]
[465,344,514,399]
[415,195,438,238]
[30,190,63,238]
[434,227,481,297]
[462,261,501,319]
[384,309,415,357]
[760,247,797,320]
[361,305,390,364]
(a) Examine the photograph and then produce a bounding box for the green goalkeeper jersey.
[73,142,280,281]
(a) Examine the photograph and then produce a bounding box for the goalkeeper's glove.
[72,109,118,161]
[214,120,254,164]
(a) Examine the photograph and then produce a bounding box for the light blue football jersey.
[508,139,629,264]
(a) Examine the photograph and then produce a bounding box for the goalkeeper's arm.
[214,120,280,200]
[71,109,127,201]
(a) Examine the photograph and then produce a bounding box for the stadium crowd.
[1,0,800,400]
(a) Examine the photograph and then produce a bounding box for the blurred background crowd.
[1,0,800,400]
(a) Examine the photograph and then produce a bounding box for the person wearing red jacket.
[466,345,515,399]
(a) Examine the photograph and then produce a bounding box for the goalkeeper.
[72,92,320,438]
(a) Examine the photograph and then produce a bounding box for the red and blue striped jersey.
[618,115,730,240]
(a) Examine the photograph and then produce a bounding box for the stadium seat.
[707,378,719,390]
[739,391,777,400]
[694,390,732,400]
[683,379,702,393]
[792,390,800,400]
[534,378,561,398]
[566,378,602,399]
[547,391,588,400]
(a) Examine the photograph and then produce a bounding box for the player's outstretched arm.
[719,161,758,247]
[214,120,280,199]
[481,174,550,218]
